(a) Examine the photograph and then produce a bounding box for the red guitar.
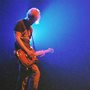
[15,48,54,68]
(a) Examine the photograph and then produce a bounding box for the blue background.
[0,0,90,90]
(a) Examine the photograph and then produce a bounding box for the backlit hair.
[26,8,40,24]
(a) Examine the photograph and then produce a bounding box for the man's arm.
[15,31,45,57]
[15,31,35,56]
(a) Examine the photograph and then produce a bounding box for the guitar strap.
[21,20,36,50]
[31,33,36,50]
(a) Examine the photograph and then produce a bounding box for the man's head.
[26,8,40,24]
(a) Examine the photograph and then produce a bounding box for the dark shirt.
[14,19,33,50]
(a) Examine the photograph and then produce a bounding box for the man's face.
[28,15,38,25]
[28,10,40,25]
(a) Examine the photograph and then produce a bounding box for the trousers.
[16,63,40,90]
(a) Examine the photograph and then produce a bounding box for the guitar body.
[15,49,38,68]
[15,48,54,68]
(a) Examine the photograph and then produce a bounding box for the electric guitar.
[15,48,54,68]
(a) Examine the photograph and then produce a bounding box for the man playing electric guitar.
[14,8,54,90]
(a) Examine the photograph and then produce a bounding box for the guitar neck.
[43,49,50,54]
[36,48,54,56]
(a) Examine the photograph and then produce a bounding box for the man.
[14,8,44,90]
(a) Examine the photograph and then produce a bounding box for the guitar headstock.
[47,48,54,53]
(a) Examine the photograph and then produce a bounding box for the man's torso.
[14,19,33,50]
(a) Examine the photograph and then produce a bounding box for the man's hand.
[35,50,45,57]
[26,49,36,57]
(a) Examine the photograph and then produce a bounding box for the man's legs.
[16,65,30,90]
[22,76,29,90]
[31,64,40,90]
